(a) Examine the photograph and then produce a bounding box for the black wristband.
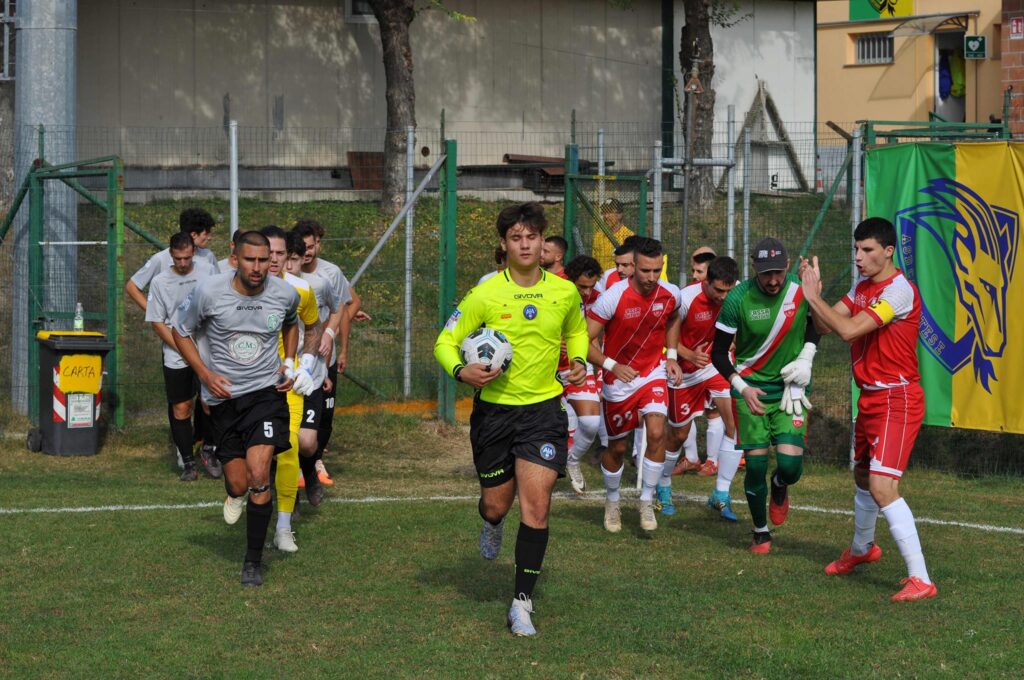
[572,357,587,367]
[453,365,465,382]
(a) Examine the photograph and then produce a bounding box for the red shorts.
[854,382,924,479]
[563,367,600,403]
[603,379,668,440]
[668,374,730,427]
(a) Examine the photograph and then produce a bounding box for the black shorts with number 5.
[209,387,290,462]
[469,395,568,488]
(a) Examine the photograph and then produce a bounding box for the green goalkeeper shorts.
[733,397,807,451]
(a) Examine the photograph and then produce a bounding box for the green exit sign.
[964,35,987,60]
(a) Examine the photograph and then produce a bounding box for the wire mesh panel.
[566,174,647,270]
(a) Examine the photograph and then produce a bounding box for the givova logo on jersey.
[896,178,1018,393]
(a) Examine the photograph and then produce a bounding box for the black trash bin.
[29,331,114,456]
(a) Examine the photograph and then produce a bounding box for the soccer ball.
[460,328,513,372]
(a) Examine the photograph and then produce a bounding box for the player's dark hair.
[854,217,897,250]
[260,225,287,242]
[614,234,641,257]
[494,245,507,265]
[496,202,547,239]
[564,255,602,281]
[291,222,318,243]
[693,251,716,265]
[293,218,325,239]
[634,236,663,260]
[286,230,307,257]
[169,231,195,251]
[178,207,215,234]
[237,230,270,250]
[706,256,739,284]
[545,235,568,255]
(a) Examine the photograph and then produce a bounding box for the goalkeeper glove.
[780,342,817,387]
[781,383,812,416]
[291,353,317,396]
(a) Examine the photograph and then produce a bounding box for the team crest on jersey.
[694,311,713,322]
[782,301,796,319]
[792,414,804,428]
[624,307,642,320]
[652,386,665,397]
[539,443,556,461]
[523,304,538,320]
[228,333,262,364]
[267,313,281,331]
[652,302,665,314]
[896,178,1019,393]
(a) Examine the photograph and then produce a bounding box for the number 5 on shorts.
[263,421,274,438]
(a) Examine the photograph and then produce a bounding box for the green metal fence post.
[563,145,579,258]
[437,139,458,423]
[1004,87,1013,139]
[108,159,126,428]
[27,169,44,426]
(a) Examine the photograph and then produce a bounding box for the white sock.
[633,427,646,462]
[276,511,292,530]
[851,487,880,555]
[602,464,623,502]
[661,447,681,488]
[639,458,665,502]
[705,417,725,464]
[683,425,699,463]
[715,436,742,493]
[598,414,609,447]
[569,415,601,463]
[881,497,931,583]
[565,402,578,451]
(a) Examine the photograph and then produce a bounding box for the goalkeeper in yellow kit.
[435,202,589,637]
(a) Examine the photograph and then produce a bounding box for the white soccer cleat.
[639,499,658,531]
[274,527,299,553]
[604,499,622,533]
[223,495,246,525]
[566,461,586,494]
[507,596,537,637]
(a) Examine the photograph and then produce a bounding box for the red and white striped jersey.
[589,279,680,394]
[841,271,921,390]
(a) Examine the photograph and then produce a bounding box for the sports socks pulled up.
[514,523,549,600]
[705,416,725,464]
[245,497,273,564]
[639,457,664,502]
[743,454,769,529]
[881,497,931,583]
[852,486,879,555]
[660,446,682,488]
[602,464,623,503]
[683,425,699,464]
[169,414,195,466]
[715,436,741,494]
[568,415,601,464]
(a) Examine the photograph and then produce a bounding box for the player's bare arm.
[319,306,344,359]
[336,303,352,372]
[586,316,638,383]
[664,309,683,386]
[172,327,232,399]
[801,256,881,342]
[711,327,766,415]
[125,279,148,312]
[150,321,177,350]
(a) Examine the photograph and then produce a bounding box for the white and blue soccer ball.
[460,328,513,372]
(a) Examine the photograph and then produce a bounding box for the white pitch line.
[1,492,1022,536]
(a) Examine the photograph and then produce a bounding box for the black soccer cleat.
[199,444,223,479]
[179,463,199,482]
[240,561,263,587]
[306,477,324,507]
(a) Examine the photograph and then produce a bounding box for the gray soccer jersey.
[130,247,220,290]
[145,260,216,369]
[172,272,300,405]
[301,259,351,364]
[283,271,330,386]
[217,257,235,273]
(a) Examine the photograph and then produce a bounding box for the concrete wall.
[817,0,1005,126]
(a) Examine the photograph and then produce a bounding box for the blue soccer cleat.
[707,490,738,522]
[655,485,676,516]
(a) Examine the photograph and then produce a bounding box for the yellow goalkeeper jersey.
[435,269,589,406]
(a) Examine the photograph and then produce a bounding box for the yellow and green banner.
[849,0,913,21]
[866,142,1024,433]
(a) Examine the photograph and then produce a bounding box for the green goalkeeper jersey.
[434,270,589,406]
[715,273,810,401]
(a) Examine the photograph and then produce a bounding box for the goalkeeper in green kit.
[710,238,821,553]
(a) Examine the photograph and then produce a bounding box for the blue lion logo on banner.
[895,178,1019,393]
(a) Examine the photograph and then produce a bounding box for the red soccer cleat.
[297,473,306,490]
[749,531,772,554]
[768,476,790,526]
[825,544,882,575]
[672,459,703,475]
[891,576,938,602]
[697,460,719,477]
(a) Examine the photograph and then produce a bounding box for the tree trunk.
[680,0,716,209]
[369,0,416,214]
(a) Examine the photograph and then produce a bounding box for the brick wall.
[1004,1,1024,135]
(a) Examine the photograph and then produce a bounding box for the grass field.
[2,413,1023,678]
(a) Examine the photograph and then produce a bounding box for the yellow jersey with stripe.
[435,269,589,406]
[277,272,320,360]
